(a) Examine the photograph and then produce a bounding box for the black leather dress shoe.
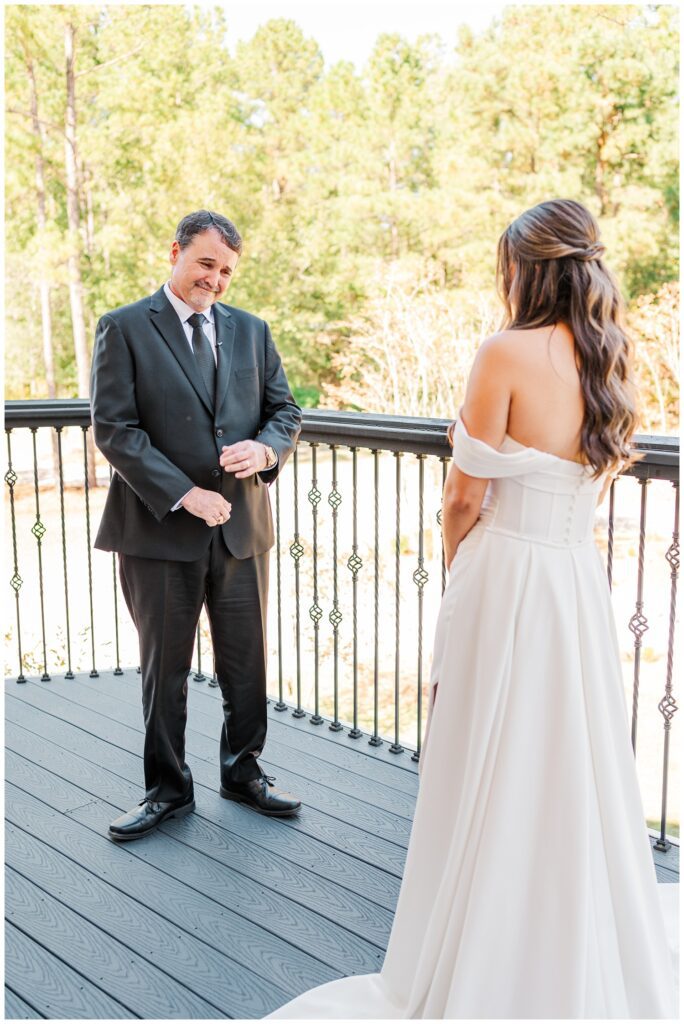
[108,796,195,841]
[220,775,301,817]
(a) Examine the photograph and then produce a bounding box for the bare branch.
[7,106,67,140]
[75,42,144,79]
[597,13,629,28]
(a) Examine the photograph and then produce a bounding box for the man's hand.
[181,487,232,527]
[219,440,268,478]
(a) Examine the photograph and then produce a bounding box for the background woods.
[5,3,679,431]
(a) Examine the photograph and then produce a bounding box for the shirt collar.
[163,281,215,325]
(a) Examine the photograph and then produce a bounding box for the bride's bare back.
[505,322,585,463]
[457,320,585,467]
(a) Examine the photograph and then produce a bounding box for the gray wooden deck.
[4,671,678,1019]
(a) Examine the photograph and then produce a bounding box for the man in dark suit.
[90,210,302,840]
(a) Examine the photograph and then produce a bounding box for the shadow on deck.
[4,671,679,1019]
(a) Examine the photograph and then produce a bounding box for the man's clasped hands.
[180,439,270,527]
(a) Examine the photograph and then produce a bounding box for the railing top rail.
[4,399,679,480]
[5,398,93,429]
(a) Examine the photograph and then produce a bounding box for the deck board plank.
[81,669,421,793]
[6,719,398,938]
[5,920,134,1019]
[650,838,679,878]
[63,667,421,780]
[6,868,226,1019]
[5,785,350,985]
[4,987,44,1020]
[6,686,411,867]
[5,701,410,871]
[9,677,417,818]
[5,824,298,1015]
[6,773,388,974]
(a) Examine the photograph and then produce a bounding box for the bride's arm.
[442,337,512,567]
[442,469,488,568]
[597,476,612,507]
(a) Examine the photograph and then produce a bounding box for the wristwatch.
[263,445,277,469]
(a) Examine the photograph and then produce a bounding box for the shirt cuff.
[172,488,194,511]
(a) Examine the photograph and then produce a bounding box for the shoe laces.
[261,775,275,787]
[141,799,162,812]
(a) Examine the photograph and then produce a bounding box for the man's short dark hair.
[175,210,242,255]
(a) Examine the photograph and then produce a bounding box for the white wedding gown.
[267,416,678,1019]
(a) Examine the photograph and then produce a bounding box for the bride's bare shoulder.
[472,330,527,370]
[475,328,550,369]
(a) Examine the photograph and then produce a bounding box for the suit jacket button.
[216,429,224,437]
[211,469,220,477]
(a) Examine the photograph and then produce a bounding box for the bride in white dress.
[267,199,678,1019]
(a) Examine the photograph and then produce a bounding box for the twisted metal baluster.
[308,444,323,724]
[390,452,404,754]
[607,480,616,591]
[274,476,286,710]
[628,478,649,752]
[111,567,123,676]
[655,483,679,852]
[369,450,382,747]
[31,429,50,680]
[412,455,428,761]
[82,427,98,678]
[290,447,305,717]
[193,622,205,681]
[6,431,25,683]
[347,447,363,739]
[108,465,123,676]
[56,428,74,679]
[439,456,448,593]
[328,445,343,732]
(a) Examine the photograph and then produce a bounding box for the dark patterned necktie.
[187,312,216,406]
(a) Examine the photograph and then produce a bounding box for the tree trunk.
[84,163,95,256]
[595,128,608,217]
[64,20,97,485]
[388,138,399,259]
[27,52,60,479]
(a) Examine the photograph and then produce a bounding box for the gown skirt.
[267,417,678,1019]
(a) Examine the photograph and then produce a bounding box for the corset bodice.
[452,417,604,548]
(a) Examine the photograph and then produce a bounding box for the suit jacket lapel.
[214,304,235,418]
[148,287,214,417]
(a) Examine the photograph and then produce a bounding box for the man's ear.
[169,240,180,265]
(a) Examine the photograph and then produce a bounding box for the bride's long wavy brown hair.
[496,198,639,476]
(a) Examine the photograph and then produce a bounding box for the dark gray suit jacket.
[90,286,301,560]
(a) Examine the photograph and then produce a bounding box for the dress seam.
[485,526,593,550]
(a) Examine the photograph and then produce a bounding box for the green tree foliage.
[628,282,679,434]
[4,4,678,426]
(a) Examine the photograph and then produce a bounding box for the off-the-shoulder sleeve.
[451,415,557,478]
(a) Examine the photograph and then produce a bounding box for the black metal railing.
[4,399,680,847]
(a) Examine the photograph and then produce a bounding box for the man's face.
[169,229,240,311]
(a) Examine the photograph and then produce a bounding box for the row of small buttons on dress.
[564,477,586,543]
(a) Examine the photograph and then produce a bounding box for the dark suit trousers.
[119,533,268,803]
